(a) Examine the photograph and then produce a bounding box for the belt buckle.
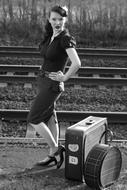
[39,70,45,77]
[45,71,49,77]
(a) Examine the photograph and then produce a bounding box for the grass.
[0,142,126,190]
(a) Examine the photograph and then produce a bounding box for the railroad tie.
[24,72,35,88]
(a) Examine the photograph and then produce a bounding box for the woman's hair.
[39,20,53,48]
[50,5,68,17]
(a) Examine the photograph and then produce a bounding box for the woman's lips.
[55,25,60,29]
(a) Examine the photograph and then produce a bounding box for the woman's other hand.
[49,71,65,82]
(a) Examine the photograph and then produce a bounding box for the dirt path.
[0,144,126,190]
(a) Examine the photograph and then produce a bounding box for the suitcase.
[65,116,108,182]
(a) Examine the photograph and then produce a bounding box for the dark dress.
[27,30,76,124]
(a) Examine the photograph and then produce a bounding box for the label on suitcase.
[65,116,107,182]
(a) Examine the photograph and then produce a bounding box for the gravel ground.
[0,142,126,190]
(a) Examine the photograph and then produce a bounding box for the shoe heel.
[57,150,64,169]
[54,145,65,169]
[54,157,57,165]
[57,159,64,169]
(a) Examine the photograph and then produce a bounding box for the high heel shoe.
[36,155,57,166]
[54,145,65,169]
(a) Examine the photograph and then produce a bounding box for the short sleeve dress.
[27,29,76,125]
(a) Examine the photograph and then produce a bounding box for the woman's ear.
[65,17,68,22]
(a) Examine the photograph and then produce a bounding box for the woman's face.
[49,11,66,33]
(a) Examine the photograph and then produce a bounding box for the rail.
[1,46,127,58]
[0,74,127,86]
[0,109,127,124]
[1,65,127,76]
[1,65,127,86]
[0,109,127,143]
[0,46,127,86]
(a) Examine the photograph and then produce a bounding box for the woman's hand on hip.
[49,71,65,82]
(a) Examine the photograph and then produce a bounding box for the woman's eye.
[52,18,63,22]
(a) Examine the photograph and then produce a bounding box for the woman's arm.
[49,48,81,82]
[63,48,81,81]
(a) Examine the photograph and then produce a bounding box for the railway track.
[1,64,127,77]
[1,46,127,58]
[0,65,127,87]
[0,109,127,143]
[0,109,127,124]
[0,46,127,86]
[0,47,127,143]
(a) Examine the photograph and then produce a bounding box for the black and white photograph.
[0,0,127,189]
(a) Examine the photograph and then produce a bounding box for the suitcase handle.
[99,128,113,143]
[86,119,95,125]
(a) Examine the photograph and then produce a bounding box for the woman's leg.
[29,121,58,155]
[47,111,59,146]
[26,123,36,138]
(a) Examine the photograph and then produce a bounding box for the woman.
[26,5,81,169]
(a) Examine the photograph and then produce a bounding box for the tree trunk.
[7,0,14,21]
[31,0,37,24]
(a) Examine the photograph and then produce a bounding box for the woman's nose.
[55,20,60,25]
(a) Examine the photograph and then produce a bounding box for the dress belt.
[39,69,50,78]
